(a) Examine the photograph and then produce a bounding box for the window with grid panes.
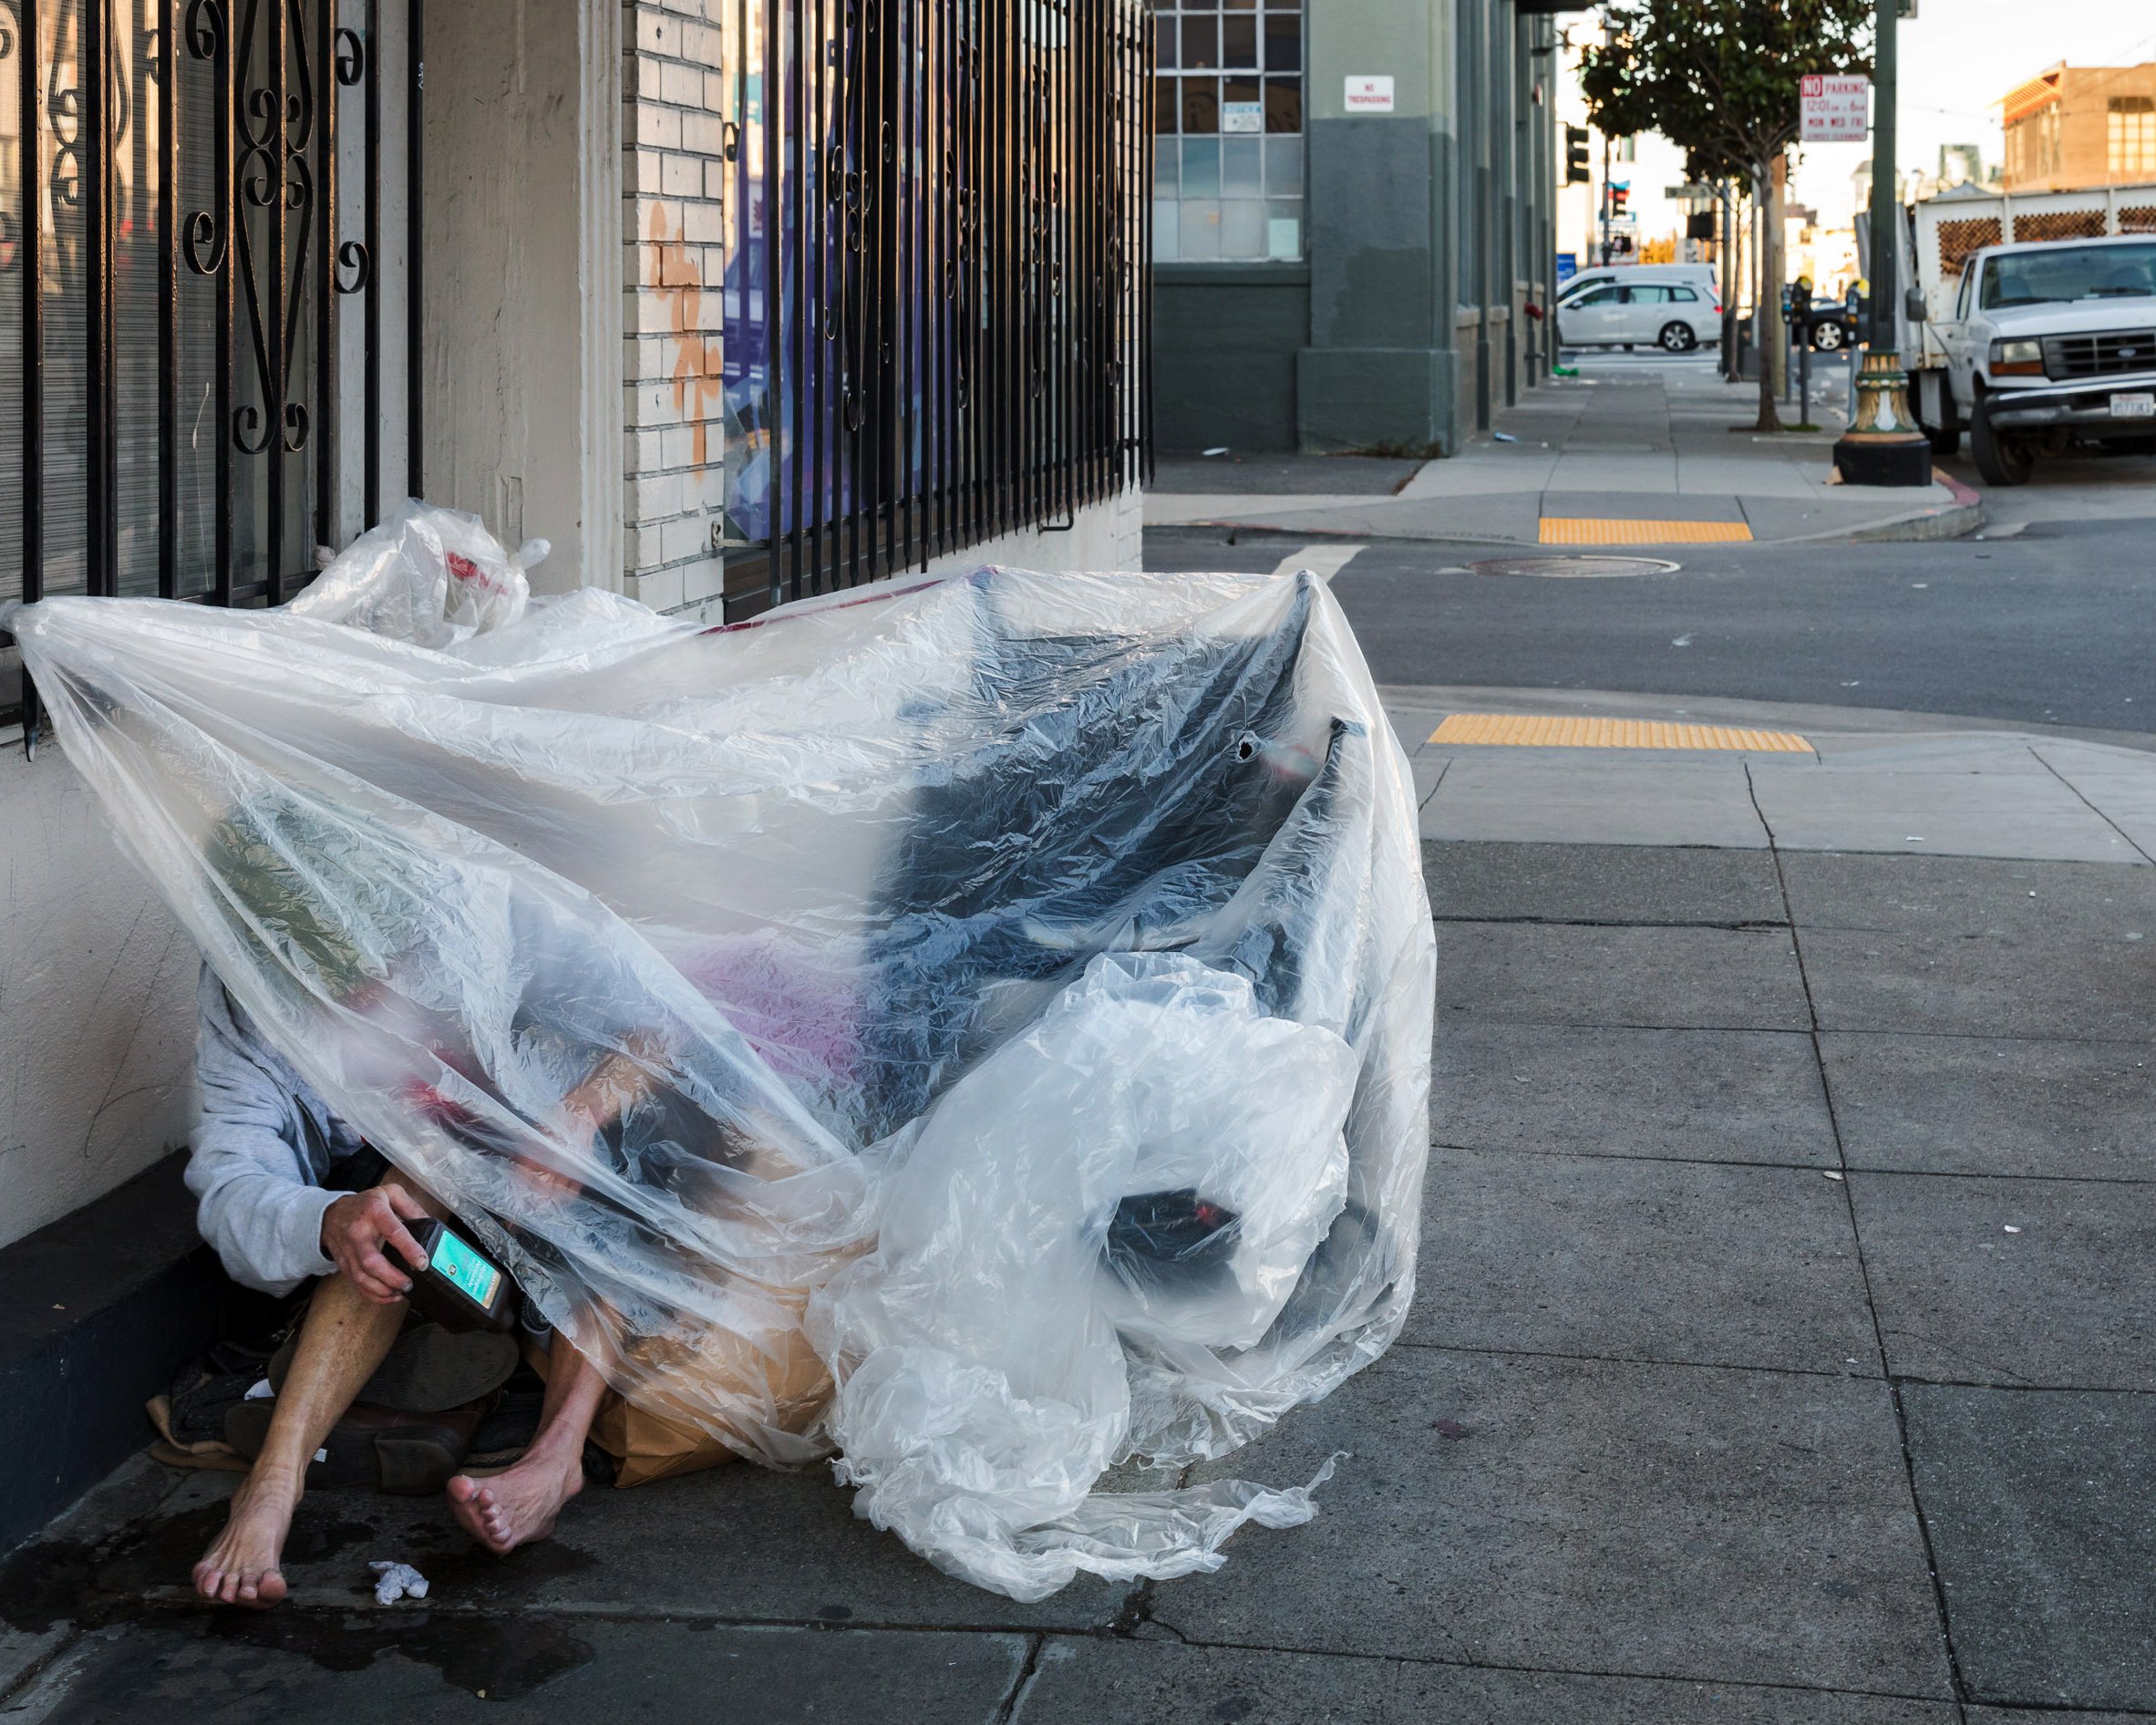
[2110,97,2156,181]
[1152,0,1305,262]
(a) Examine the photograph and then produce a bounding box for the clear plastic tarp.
[8,504,1434,1600]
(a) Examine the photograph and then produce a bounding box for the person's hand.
[320,1183,431,1303]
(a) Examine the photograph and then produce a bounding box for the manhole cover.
[1468,555,1680,578]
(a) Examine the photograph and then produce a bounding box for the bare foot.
[447,1451,583,1555]
[191,1466,299,1608]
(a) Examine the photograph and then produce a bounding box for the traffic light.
[1609,181,1630,215]
[1565,126,1590,185]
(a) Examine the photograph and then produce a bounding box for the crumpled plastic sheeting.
[8,501,1434,1600]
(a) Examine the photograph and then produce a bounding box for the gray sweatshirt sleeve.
[186,970,342,1296]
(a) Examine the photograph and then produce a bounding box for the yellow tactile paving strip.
[1539,517,1754,544]
[1429,714,1813,752]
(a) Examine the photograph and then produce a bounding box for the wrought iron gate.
[720,0,1154,612]
[2,0,424,728]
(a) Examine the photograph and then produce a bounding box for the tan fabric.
[528,1296,835,1489]
[591,1397,741,1488]
[530,1134,852,1488]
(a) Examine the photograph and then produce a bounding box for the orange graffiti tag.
[647,203,725,470]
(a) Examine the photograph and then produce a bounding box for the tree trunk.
[1752,161,1781,432]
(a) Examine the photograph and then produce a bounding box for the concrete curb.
[1826,497,1983,543]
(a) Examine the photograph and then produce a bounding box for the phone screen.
[429,1227,502,1310]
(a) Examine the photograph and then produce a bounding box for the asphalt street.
[1150,347,2156,738]
[1146,516,2156,737]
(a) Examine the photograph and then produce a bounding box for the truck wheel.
[1971,402,2033,486]
[1657,321,1697,353]
[1811,321,1845,351]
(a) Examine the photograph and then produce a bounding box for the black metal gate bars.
[727,0,1154,612]
[2,0,423,726]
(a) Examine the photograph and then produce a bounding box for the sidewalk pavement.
[6,694,2156,1721]
[1148,356,1981,546]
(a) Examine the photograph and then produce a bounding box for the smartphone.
[403,1217,518,1334]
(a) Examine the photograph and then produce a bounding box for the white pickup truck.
[1902,184,2156,485]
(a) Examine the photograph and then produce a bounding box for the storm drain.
[1468,554,1680,578]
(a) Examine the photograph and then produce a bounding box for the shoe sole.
[374,1435,462,1496]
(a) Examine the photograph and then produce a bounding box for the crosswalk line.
[1267,543,1367,581]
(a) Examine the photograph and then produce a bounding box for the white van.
[1556,263,1718,306]
[1555,265,1723,353]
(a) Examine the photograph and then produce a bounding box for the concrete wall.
[0,734,196,1251]
[926,488,1147,577]
[422,0,624,596]
[1297,0,1454,455]
[1152,266,1310,453]
[1151,0,1556,459]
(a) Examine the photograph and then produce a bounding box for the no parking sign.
[1800,75,1870,142]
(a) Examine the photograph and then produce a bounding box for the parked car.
[1556,263,1718,308]
[1783,285,1860,350]
[1907,233,2156,484]
[1556,276,1720,353]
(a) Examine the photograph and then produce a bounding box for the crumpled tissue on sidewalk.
[7,502,1434,1601]
[368,1560,429,1605]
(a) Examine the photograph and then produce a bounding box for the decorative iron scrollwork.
[227,0,325,456]
[49,45,81,211]
[181,0,224,274]
[185,0,224,59]
[2,0,419,633]
[184,209,223,275]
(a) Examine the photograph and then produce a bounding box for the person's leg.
[191,1271,407,1606]
[447,1335,607,1554]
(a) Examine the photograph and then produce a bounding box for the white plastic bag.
[289,499,546,646]
[8,505,1433,1596]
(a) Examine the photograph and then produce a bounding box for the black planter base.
[1833,434,1933,488]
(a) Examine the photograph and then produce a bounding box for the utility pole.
[1832,0,1932,484]
[1599,133,1612,265]
[1867,6,1898,349]
[1719,180,1737,378]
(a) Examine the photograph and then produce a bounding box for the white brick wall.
[622,1,728,611]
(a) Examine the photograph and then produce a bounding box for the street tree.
[1580,0,1871,429]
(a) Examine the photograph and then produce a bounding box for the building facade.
[1150,0,1565,456]
[2002,62,2156,192]
[0,0,1151,1252]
